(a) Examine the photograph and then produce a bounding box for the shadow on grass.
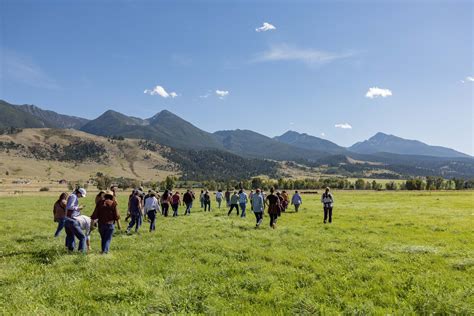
[0,247,66,265]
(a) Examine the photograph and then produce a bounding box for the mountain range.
[1,99,472,179]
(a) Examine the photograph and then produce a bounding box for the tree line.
[93,173,474,192]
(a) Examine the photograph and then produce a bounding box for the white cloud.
[254,44,354,66]
[335,123,352,129]
[256,22,276,32]
[215,90,229,99]
[365,87,392,99]
[321,132,325,137]
[289,122,295,125]
[461,76,474,83]
[144,85,178,98]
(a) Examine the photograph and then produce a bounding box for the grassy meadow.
[0,190,473,314]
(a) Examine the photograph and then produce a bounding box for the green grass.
[0,191,473,314]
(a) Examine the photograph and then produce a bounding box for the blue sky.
[1,0,472,155]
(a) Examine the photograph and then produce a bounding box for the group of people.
[52,185,334,254]
[53,187,120,254]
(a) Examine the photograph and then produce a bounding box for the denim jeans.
[254,212,263,225]
[162,203,169,217]
[127,213,142,232]
[99,223,114,253]
[239,203,247,217]
[204,201,211,212]
[171,204,179,217]
[54,217,66,237]
[184,202,192,215]
[216,199,222,208]
[147,210,157,231]
[65,217,86,253]
[324,206,333,223]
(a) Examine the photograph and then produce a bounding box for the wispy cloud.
[1,49,59,89]
[171,54,192,66]
[461,76,474,83]
[144,85,178,98]
[335,123,352,129]
[256,22,276,32]
[215,90,229,99]
[254,44,354,66]
[365,87,392,99]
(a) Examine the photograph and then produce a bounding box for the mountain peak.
[350,132,469,158]
[274,130,346,154]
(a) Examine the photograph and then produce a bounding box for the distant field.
[0,191,473,314]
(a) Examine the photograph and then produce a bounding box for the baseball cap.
[78,188,87,197]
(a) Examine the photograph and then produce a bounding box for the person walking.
[225,189,231,207]
[266,187,281,229]
[281,190,289,212]
[171,191,181,217]
[199,190,205,209]
[183,189,195,215]
[203,190,211,211]
[91,190,120,254]
[251,189,264,227]
[291,191,302,212]
[144,191,160,231]
[249,190,254,211]
[239,189,248,218]
[53,192,68,237]
[126,189,142,233]
[227,191,240,216]
[321,187,334,224]
[276,192,284,217]
[161,190,171,217]
[65,188,87,252]
[215,190,223,208]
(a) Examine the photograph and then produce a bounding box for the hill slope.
[349,132,470,158]
[275,131,346,154]
[16,103,89,129]
[213,129,326,161]
[81,109,223,150]
[0,129,280,182]
[0,100,50,128]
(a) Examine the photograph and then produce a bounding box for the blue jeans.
[127,213,142,232]
[184,202,192,215]
[171,204,179,217]
[240,203,247,217]
[99,223,114,253]
[54,217,66,237]
[65,218,86,253]
[147,210,157,231]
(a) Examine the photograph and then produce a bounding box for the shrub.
[39,187,50,192]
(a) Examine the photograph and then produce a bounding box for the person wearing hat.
[321,187,334,224]
[144,190,160,231]
[91,190,120,253]
[65,188,87,252]
[126,189,142,233]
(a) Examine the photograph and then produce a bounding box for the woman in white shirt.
[215,190,223,208]
[144,191,160,232]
